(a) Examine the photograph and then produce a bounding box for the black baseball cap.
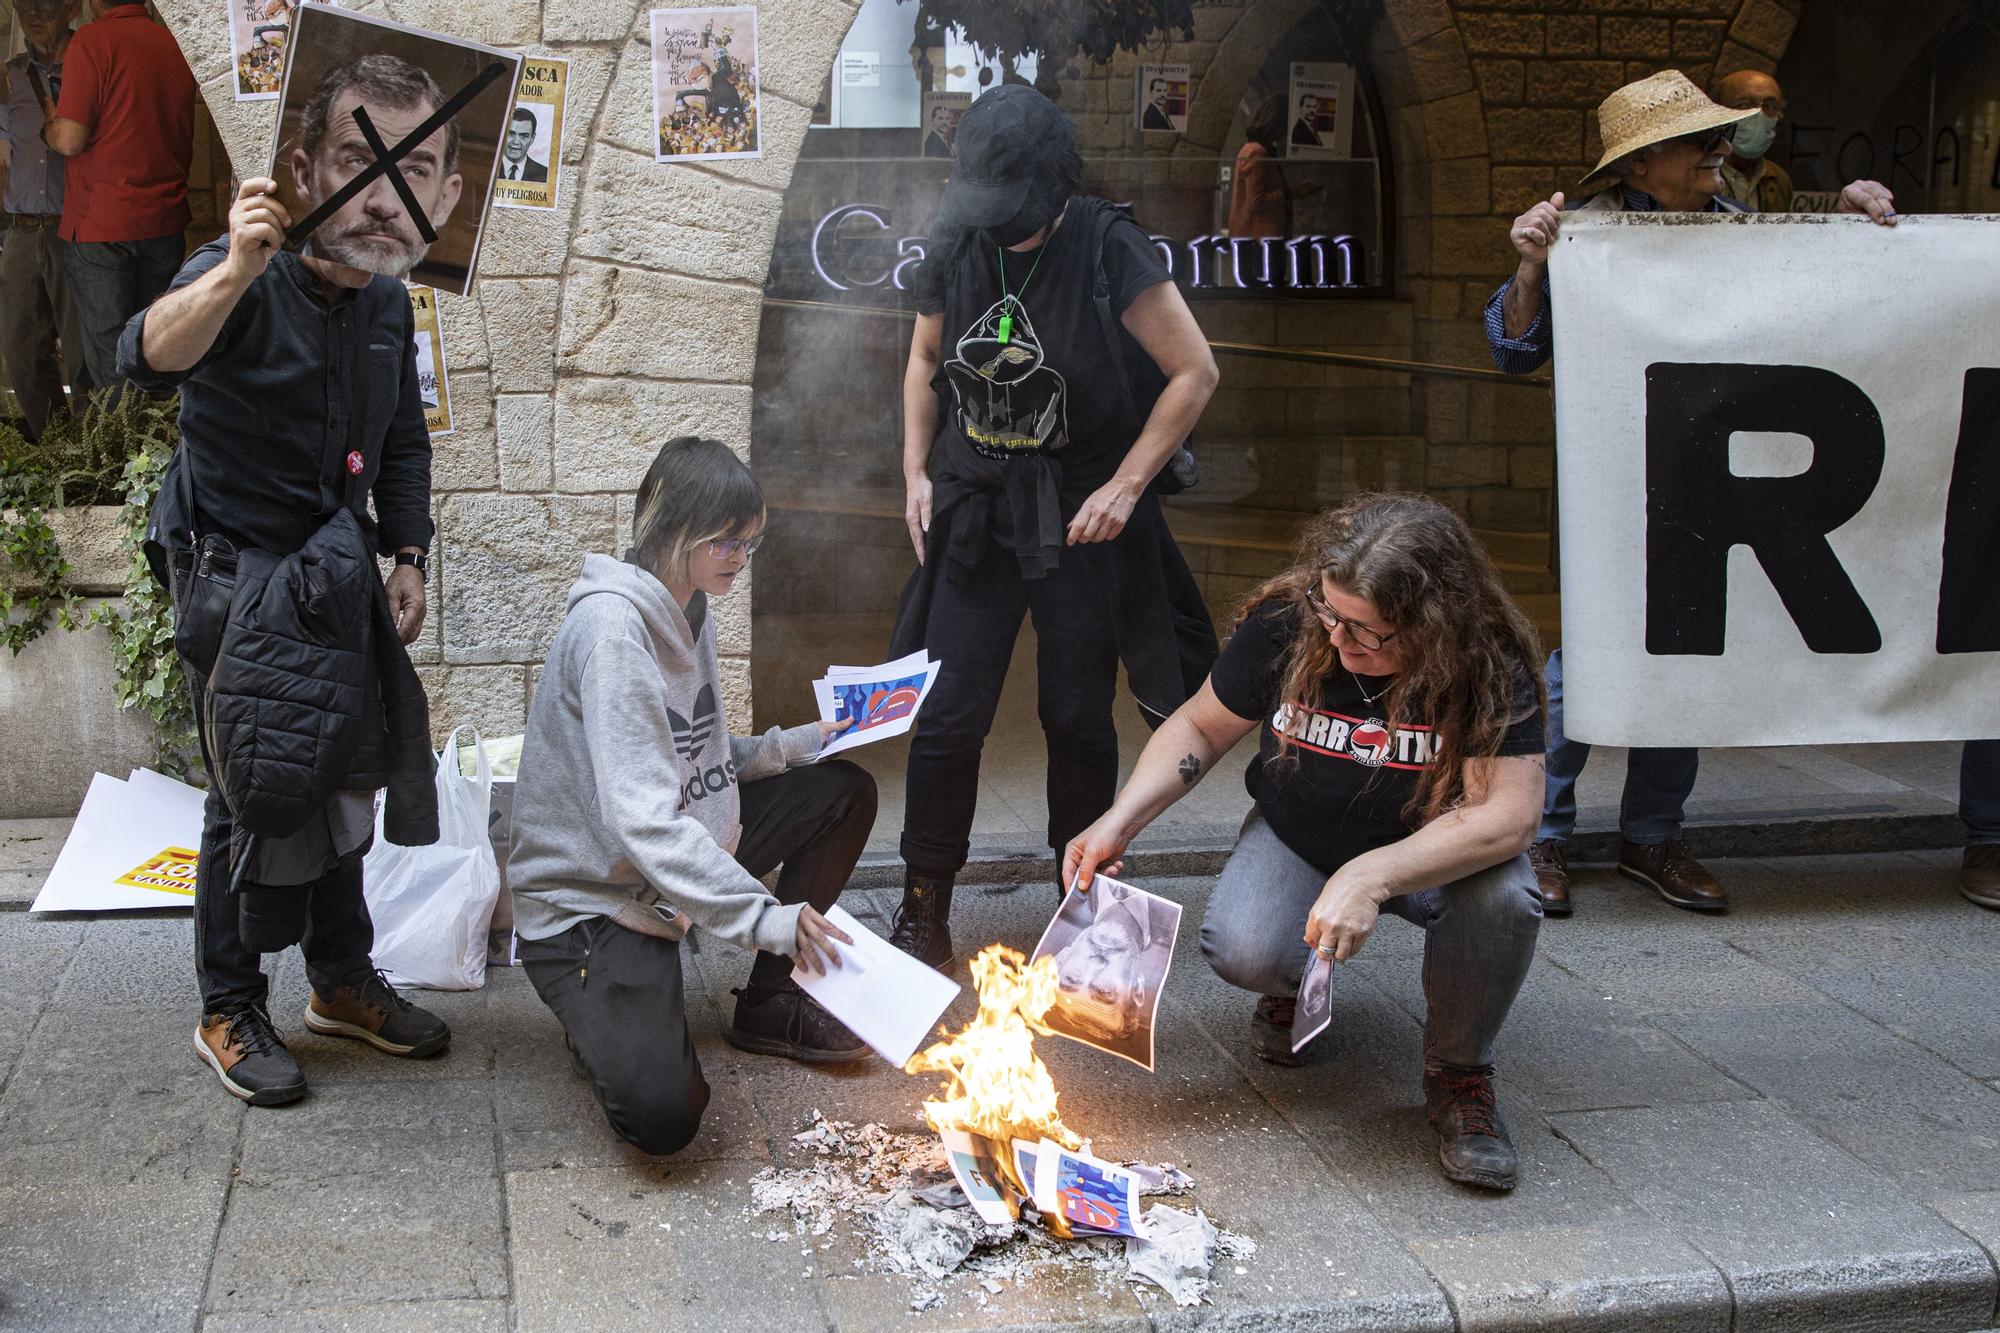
[935,84,1074,228]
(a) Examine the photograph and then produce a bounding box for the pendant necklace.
[995,240,1047,347]
[1351,669,1392,706]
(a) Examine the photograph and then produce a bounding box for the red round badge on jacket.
[346,451,364,476]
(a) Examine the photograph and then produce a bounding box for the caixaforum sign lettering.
[1549,213,2000,748]
[809,203,1365,295]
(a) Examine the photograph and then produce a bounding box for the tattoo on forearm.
[1178,754,1202,787]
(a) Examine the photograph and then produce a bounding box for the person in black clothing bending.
[119,173,448,1107]
[886,85,1220,969]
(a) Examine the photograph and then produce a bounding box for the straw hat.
[1580,70,1758,188]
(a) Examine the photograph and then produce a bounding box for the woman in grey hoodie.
[508,437,877,1156]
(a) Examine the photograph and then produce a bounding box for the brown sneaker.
[194,1005,307,1106]
[304,968,450,1057]
[1528,840,1572,917]
[1617,839,1727,912]
[1960,845,2000,910]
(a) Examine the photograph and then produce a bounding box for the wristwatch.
[394,550,429,573]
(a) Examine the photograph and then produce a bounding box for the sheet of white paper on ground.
[940,1127,1020,1225]
[32,770,207,912]
[790,904,960,1065]
[1292,950,1333,1053]
[812,652,942,758]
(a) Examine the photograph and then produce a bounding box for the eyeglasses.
[704,533,765,560]
[1658,125,1735,155]
[1304,584,1396,652]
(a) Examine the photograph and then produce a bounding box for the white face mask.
[1732,112,1778,159]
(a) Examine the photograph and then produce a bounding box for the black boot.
[888,873,954,971]
[1423,1067,1518,1191]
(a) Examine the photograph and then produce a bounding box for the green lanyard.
[995,240,1047,347]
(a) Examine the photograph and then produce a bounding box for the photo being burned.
[1030,876,1183,1071]
[266,3,522,295]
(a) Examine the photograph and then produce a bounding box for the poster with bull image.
[265,2,522,296]
[493,56,567,211]
[650,6,761,162]
[811,650,943,758]
[228,0,292,100]
[1030,874,1182,1072]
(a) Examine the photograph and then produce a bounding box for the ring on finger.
[1316,943,1337,959]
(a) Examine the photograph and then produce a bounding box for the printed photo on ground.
[650,5,761,162]
[1030,875,1183,1071]
[493,56,566,211]
[229,0,293,100]
[265,2,522,295]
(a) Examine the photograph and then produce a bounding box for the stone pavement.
[2,847,1999,1331]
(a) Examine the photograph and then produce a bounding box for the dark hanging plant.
[903,0,1196,95]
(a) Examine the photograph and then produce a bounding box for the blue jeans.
[61,234,184,399]
[1963,740,2000,844]
[1199,810,1543,1072]
[1538,648,1698,845]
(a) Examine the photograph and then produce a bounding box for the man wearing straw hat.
[1482,71,1896,920]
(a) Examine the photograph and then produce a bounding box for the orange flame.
[905,944,1082,1154]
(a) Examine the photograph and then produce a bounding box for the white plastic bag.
[362,727,502,990]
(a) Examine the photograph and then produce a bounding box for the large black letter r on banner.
[1644,363,1884,656]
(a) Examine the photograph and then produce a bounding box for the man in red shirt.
[42,0,194,399]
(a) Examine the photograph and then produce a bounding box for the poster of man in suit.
[1286,61,1353,160]
[494,56,567,210]
[1135,63,1187,133]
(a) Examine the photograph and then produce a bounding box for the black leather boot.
[1423,1066,1518,1191]
[888,873,954,971]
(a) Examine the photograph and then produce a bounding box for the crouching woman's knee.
[1451,854,1544,931]
[1200,914,1296,997]
[607,1078,712,1157]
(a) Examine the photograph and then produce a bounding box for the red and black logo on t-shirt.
[1269,703,1438,771]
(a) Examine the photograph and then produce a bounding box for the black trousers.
[183,660,377,1015]
[900,537,1122,878]
[518,760,877,1157]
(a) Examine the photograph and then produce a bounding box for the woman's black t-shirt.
[1209,601,1546,877]
[915,198,1170,489]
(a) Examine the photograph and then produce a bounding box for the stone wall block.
[1598,15,1672,58]
[416,665,530,744]
[1418,90,1491,159]
[1381,0,1455,45]
[436,289,492,374]
[384,0,538,44]
[440,494,616,665]
[496,393,556,491]
[557,265,761,382]
[717,656,754,736]
[571,148,783,285]
[475,164,581,278]
[1427,156,1493,215]
[480,278,560,393]
[1645,0,1738,15]
[1470,486,1548,531]
[1472,58,1526,104]
[432,389,501,492]
[550,50,619,167]
[542,0,643,45]
[1423,379,1469,443]
[1509,443,1554,490]
[1526,58,1632,107]
[754,0,863,107]
[1727,0,1796,57]
[712,566,752,656]
[1394,26,1477,106]
[1429,216,1508,276]
[551,379,754,493]
[1491,164,1558,213]
[1458,13,1545,55]
[1712,39,1776,75]
[1672,19,1730,61]
[1546,14,1598,54]
[1486,106,1584,162]
[193,69,276,177]
[1425,443,1510,488]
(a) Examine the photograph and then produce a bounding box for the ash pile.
[750,1111,1255,1313]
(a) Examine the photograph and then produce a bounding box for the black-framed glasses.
[1661,124,1736,154]
[1304,584,1396,652]
[705,533,765,560]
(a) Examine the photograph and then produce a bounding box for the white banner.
[1550,213,2000,748]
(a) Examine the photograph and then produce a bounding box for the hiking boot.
[1616,839,1727,912]
[194,1004,307,1106]
[1529,840,1572,917]
[304,968,450,1057]
[1959,845,2000,910]
[726,983,871,1065]
[1250,994,1304,1066]
[888,874,954,971]
[1424,1067,1517,1192]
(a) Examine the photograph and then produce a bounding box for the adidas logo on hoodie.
[668,685,737,807]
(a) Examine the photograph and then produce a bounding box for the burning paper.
[1033,1142,1146,1239]
[1293,948,1333,1053]
[812,651,942,757]
[1030,875,1182,1071]
[939,1128,1017,1226]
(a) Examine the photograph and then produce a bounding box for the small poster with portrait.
[266,2,522,296]
[228,0,292,100]
[493,56,567,211]
[407,284,453,436]
[650,6,761,162]
[1135,63,1188,134]
[1285,61,1352,160]
[919,90,971,158]
[1030,874,1183,1072]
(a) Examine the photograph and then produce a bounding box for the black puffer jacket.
[202,507,438,845]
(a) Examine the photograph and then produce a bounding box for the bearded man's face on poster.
[293,80,464,278]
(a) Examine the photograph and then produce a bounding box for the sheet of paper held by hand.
[790,904,960,1065]
[811,650,942,758]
